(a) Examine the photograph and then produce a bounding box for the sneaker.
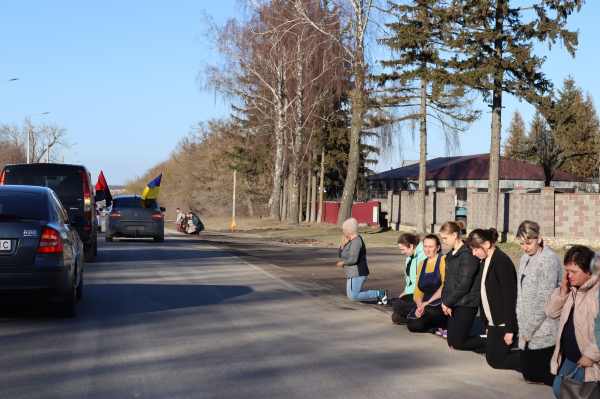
[376,289,384,305]
[381,290,388,306]
[392,313,407,325]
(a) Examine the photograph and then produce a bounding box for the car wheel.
[76,269,83,300]
[57,280,77,318]
[83,243,94,263]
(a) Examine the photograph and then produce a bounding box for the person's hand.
[578,356,594,368]
[336,261,345,268]
[399,292,406,299]
[560,272,571,297]
[441,303,452,316]
[415,303,426,318]
[504,333,514,346]
[522,335,531,343]
[341,235,350,249]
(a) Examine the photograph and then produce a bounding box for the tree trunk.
[317,148,325,223]
[417,77,428,234]
[268,96,286,221]
[486,3,504,230]
[306,166,312,222]
[281,172,288,222]
[336,44,365,227]
[298,176,304,223]
[246,195,254,218]
[289,165,299,224]
[310,168,317,223]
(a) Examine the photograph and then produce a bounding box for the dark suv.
[0,164,105,262]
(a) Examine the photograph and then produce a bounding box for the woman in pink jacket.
[545,245,600,398]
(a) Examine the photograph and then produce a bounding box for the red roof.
[370,153,588,182]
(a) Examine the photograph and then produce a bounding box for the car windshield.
[0,192,46,221]
[113,197,158,209]
[2,167,83,199]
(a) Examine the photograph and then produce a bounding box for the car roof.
[0,185,52,195]
[3,162,89,170]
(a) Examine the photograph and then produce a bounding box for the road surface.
[0,232,550,398]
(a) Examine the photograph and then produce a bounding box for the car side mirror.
[95,191,106,201]
[160,207,166,212]
[72,216,90,227]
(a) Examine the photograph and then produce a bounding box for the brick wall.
[555,193,600,237]
[386,188,457,231]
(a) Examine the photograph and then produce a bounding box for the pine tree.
[373,0,480,233]
[502,110,526,158]
[448,0,583,228]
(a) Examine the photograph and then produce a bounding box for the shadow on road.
[0,284,253,320]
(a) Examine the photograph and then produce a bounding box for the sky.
[1,1,599,185]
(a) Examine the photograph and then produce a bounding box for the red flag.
[95,171,112,207]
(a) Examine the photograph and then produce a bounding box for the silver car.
[105,196,165,242]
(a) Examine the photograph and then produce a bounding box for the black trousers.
[391,294,415,324]
[406,304,448,333]
[447,306,486,351]
[521,344,555,386]
[486,325,521,369]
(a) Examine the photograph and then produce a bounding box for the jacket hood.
[451,242,470,257]
[413,241,424,259]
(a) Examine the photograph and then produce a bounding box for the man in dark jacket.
[187,212,205,235]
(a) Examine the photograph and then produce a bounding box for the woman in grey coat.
[516,220,562,386]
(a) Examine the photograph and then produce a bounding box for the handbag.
[560,364,600,399]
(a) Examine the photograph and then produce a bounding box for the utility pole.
[26,112,49,163]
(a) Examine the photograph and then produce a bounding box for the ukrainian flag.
[141,173,162,201]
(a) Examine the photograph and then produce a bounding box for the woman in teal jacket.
[392,233,428,324]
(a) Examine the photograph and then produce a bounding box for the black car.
[105,195,165,242]
[0,186,86,317]
[0,163,104,262]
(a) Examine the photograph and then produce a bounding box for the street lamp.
[27,112,49,163]
[0,78,18,83]
[62,151,78,164]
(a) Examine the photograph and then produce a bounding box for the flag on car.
[141,173,162,201]
[95,171,113,207]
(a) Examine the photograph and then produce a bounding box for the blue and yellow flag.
[141,173,162,200]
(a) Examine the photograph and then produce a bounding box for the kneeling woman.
[407,235,448,333]
[467,228,520,370]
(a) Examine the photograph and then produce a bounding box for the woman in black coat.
[440,221,485,351]
[466,228,520,370]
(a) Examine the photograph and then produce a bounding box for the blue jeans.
[346,276,378,301]
[553,358,585,398]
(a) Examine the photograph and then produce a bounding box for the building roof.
[368,153,587,182]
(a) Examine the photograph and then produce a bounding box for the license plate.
[125,226,145,231]
[0,240,11,251]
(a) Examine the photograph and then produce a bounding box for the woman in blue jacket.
[392,233,427,324]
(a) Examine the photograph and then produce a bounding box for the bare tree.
[0,120,72,164]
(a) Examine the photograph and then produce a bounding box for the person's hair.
[176,208,180,211]
[516,220,543,247]
[398,233,420,247]
[440,220,465,238]
[423,234,441,248]
[465,228,499,249]
[564,245,594,274]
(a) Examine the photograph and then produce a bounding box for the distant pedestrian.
[546,245,600,398]
[466,228,520,370]
[516,221,561,386]
[175,208,183,227]
[187,212,205,235]
[392,233,427,325]
[440,220,485,350]
[336,218,388,305]
[406,235,448,333]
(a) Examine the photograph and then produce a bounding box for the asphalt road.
[0,232,550,398]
